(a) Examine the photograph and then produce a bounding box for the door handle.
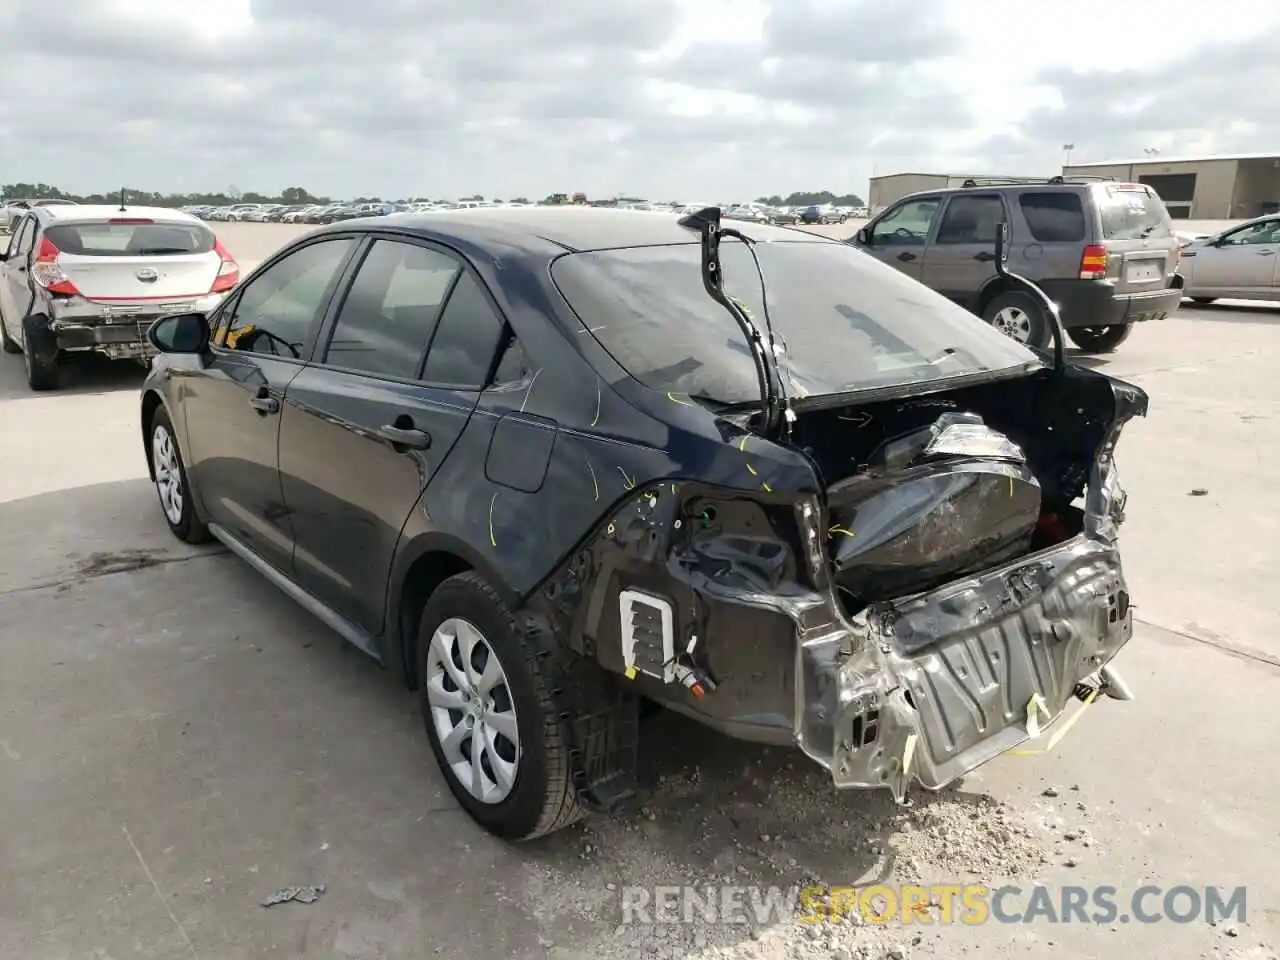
[896,251,917,262]
[248,392,279,414]
[974,251,997,262]
[378,423,431,450]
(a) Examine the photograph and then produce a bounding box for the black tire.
[0,309,19,354]
[1191,296,1217,305]
[417,571,582,841]
[21,315,59,390]
[981,290,1052,349]
[148,406,212,544]
[1066,324,1133,354]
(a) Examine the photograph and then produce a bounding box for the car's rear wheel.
[417,571,582,841]
[1066,324,1133,354]
[21,315,59,390]
[981,291,1052,349]
[149,406,211,543]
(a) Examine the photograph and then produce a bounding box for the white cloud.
[1,0,1276,202]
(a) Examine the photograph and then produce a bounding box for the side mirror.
[855,227,871,246]
[147,312,210,354]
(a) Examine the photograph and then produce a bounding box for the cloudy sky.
[3,0,1278,202]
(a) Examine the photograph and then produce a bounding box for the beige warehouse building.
[1063,152,1280,220]
[867,172,1044,213]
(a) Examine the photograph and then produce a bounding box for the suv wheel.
[21,315,60,390]
[981,291,1051,349]
[417,571,582,841]
[149,406,211,543]
[1066,324,1133,354]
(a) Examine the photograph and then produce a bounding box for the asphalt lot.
[2,222,1278,960]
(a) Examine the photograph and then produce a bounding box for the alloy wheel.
[151,424,185,525]
[992,306,1033,343]
[425,617,521,804]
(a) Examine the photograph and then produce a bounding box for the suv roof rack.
[957,175,1117,188]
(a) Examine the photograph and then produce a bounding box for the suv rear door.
[1091,183,1179,294]
[277,237,506,638]
[920,193,1006,308]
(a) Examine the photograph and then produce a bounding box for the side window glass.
[935,195,1005,245]
[322,240,460,378]
[870,199,940,245]
[12,219,36,258]
[421,271,505,388]
[491,334,529,385]
[225,238,355,359]
[1018,192,1086,242]
[1223,221,1279,245]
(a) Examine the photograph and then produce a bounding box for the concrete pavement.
[1,229,1277,959]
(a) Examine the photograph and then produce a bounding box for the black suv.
[140,207,1143,841]
[851,177,1184,353]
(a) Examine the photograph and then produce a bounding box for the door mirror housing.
[854,227,871,246]
[148,312,210,354]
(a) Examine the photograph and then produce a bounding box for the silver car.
[1179,214,1280,304]
[0,204,237,390]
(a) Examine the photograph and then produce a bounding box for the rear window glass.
[44,221,215,257]
[550,241,1037,406]
[1095,187,1173,240]
[1018,192,1086,242]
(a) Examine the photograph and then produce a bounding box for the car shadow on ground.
[0,351,146,400]
[1065,350,1111,370]
[1184,301,1280,325]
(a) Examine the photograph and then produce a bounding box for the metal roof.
[1066,151,1280,168]
[34,204,203,224]
[336,206,835,253]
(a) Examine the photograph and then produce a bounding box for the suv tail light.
[1079,243,1108,280]
[30,236,81,296]
[211,240,239,293]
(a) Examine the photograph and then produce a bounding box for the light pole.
[1062,143,1074,168]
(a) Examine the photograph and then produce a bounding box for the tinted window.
[421,272,506,387]
[870,198,941,245]
[44,221,215,256]
[551,241,1036,405]
[225,238,355,359]
[1096,186,1173,240]
[1019,192,1086,242]
[323,240,459,378]
[935,195,1005,245]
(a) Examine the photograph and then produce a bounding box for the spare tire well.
[397,551,472,689]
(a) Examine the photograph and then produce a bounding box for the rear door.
[859,196,943,282]
[1092,183,1179,294]
[181,235,360,573]
[920,193,1006,307]
[44,219,222,302]
[278,237,506,637]
[1181,218,1280,296]
[0,216,37,341]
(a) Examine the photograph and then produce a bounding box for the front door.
[1184,218,1280,296]
[181,235,360,573]
[278,239,507,635]
[921,193,1007,308]
[859,196,943,283]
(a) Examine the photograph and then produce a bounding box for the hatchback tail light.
[211,239,239,293]
[1079,243,1108,280]
[30,236,81,296]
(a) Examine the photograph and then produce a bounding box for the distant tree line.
[0,183,543,207]
[754,191,866,207]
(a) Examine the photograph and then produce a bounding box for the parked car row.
[132,205,1146,842]
[180,199,541,225]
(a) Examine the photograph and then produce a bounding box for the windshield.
[1095,185,1173,240]
[550,240,1038,405]
[45,221,216,256]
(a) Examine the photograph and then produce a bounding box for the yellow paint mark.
[591,380,601,427]
[738,435,749,452]
[487,492,498,547]
[1010,689,1099,756]
[761,482,773,492]
[670,483,678,494]
[617,466,636,490]
[586,460,599,501]
[624,666,638,680]
[667,391,691,406]
[606,521,616,538]
[519,368,542,413]
[1009,475,1015,497]
[746,463,758,476]
[829,525,855,537]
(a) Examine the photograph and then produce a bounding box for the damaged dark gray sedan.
[139,206,1143,841]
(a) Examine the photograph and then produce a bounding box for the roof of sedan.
[364,206,837,252]
[34,204,203,224]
